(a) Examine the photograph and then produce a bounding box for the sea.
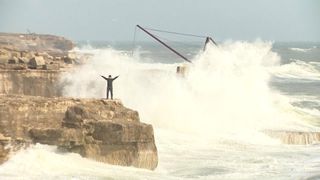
[0,40,320,179]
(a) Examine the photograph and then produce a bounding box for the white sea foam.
[0,131,319,179]
[60,40,318,140]
[1,41,320,179]
[289,47,315,52]
[271,60,320,80]
[0,144,160,180]
[298,107,320,117]
[289,95,320,104]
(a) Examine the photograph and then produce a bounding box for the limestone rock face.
[265,130,320,145]
[0,70,62,97]
[0,33,78,71]
[28,56,45,69]
[0,95,158,170]
[0,133,11,163]
[0,33,74,57]
[0,49,11,64]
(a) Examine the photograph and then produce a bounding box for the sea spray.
[2,42,320,179]
[60,41,318,142]
[0,144,158,179]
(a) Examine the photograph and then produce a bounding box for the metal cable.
[144,27,208,39]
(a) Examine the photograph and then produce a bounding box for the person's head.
[108,75,111,78]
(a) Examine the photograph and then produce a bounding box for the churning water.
[1,41,320,179]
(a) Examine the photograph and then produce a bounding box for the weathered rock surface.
[0,33,73,57]
[265,130,320,145]
[0,33,79,70]
[0,33,93,98]
[0,70,62,97]
[0,133,11,163]
[0,95,158,170]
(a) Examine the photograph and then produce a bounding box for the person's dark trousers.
[106,87,113,99]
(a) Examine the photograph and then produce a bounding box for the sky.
[0,0,319,42]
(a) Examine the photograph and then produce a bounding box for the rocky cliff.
[0,32,158,170]
[0,33,84,97]
[0,32,79,72]
[0,70,62,97]
[265,130,320,145]
[0,94,158,170]
[0,32,73,57]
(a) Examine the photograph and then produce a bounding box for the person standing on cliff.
[101,75,119,100]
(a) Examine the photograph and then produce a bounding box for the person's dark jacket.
[101,75,119,89]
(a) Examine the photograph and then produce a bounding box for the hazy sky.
[0,0,319,41]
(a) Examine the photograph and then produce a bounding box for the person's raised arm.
[100,75,108,81]
[113,75,119,80]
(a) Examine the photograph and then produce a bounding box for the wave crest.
[59,41,318,140]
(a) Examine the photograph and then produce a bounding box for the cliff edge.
[0,94,158,170]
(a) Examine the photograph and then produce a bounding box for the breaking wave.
[270,60,320,80]
[2,41,320,180]
[289,47,316,53]
[1,131,319,179]
[0,144,158,180]
[60,40,318,142]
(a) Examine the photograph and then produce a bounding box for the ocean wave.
[297,107,320,117]
[270,60,320,80]
[0,144,159,179]
[59,40,319,139]
[1,133,319,179]
[289,47,315,52]
[2,41,320,179]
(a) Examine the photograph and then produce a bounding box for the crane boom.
[136,25,192,63]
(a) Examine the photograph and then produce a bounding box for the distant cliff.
[0,33,86,97]
[0,32,80,72]
[0,95,158,170]
[0,32,74,57]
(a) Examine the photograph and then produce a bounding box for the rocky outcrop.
[0,133,11,163]
[0,33,92,98]
[0,33,77,71]
[0,32,73,56]
[0,95,158,170]
[0,32,158,170]
[0,70,62,97]
[265,130,320,145]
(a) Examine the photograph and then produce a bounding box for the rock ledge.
[0,95,158,170]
